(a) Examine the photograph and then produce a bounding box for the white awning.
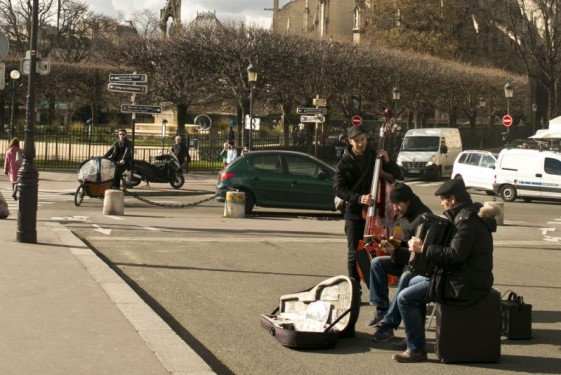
[529,129,561,139]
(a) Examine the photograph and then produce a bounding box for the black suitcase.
[435,289,501,363]
[260,275,360,349]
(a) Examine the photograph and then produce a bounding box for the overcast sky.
[88,0,274,28]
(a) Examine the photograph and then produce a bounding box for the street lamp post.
[504,82,513,147]
[392,86,400,114]
[9,70,21,139]
[531,103,537,134]
[247,63,258,150]
[17,0,39,243]
[161,119,168,153]
[479,97,486,148]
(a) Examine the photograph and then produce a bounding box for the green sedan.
[216,150,337,214]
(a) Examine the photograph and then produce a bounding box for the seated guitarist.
[333,125,401,290]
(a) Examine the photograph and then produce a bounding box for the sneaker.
[371,325,395,342]
[392,348,428,363]
[365,310,386,327]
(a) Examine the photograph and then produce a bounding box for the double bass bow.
[355,109,402,287]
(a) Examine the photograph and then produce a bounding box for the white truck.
[396,128,463,180]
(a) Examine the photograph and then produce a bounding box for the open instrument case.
[260,275,360,349]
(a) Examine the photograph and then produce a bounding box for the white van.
[396,128,463,180]
[493,148,561,202]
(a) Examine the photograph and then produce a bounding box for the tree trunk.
[176,102,188,135]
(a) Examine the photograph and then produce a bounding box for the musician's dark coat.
[390,195,432,270]
[333,144,401,221]
[425,201,497,306]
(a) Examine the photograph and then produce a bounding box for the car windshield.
[401,136,440,152]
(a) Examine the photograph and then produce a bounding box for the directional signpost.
[121,104,162,114]
[300,115,324,123]
[108,83,148,94]
[297,107,328,115]
[107,73,153,161]
[109,74,147,83]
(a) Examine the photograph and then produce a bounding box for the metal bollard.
[103,189,125,215]
[224,191,245,218]
[485,201,504,226]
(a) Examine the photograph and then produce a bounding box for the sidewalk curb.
[47,222,216,375]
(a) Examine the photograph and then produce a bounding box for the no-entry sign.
[351,115,362,126]
[502,115,513,127]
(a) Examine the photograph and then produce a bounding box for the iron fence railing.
[0,125,531,172]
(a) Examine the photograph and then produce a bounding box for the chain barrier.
[123,186,216,209]
[121,187,340,220]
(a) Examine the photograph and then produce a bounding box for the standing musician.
[334,124,401,288]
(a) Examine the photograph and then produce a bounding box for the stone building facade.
[271,0,368,44]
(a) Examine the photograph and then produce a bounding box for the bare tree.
[485,0,561,120]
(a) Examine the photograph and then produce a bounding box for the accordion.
[409,213,454,277]
[416,213,454,251]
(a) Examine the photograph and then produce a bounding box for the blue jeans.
[369,256,404,309]
[378,270,415,328]
[397,275,430,352]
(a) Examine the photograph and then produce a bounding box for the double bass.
[355,109,402,288]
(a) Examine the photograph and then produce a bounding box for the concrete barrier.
[103,190,125,215]
[224,191,245,218]
[485,201,504,226]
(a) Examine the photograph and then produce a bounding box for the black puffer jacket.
[390,195,432,268]
[426,201,498,306]
[333,144,401,221]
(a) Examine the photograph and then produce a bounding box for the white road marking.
[92,224,112,235]
[105,215,125,220]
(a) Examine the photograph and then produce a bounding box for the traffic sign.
[351,115,362,126]
[297,107,327,115]
[502,115,513,127]
[21,57,51,75]
[0,31,9,59]
[121,104,162,114]
[300,115,324,123]
[107,83,147,94]
[109,74,148,83]
[244,115,261,130]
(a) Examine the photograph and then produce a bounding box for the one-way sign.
[297,107,327,115]
[109,74,148,83]
[108,83,147,94]
[121,104,162,114]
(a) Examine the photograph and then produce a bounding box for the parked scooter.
[125,153,185,189]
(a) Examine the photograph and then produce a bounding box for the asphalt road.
[22,175,561,374]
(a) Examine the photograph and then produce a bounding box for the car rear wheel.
[240,189,255,214]
[500,184,517,202]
